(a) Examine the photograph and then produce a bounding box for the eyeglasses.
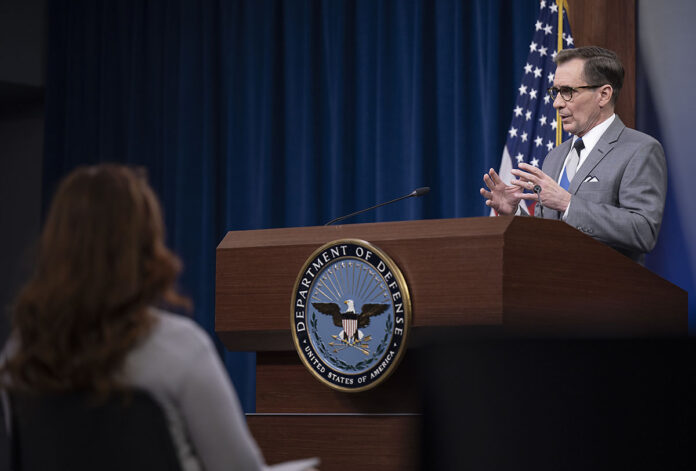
[547,85,603,101]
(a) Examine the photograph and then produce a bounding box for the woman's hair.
[2,164,189,394]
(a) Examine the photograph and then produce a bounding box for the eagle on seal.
[312,299,388,344]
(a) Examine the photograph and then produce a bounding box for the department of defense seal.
[291,239,411,392]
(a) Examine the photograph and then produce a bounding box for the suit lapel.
[548,139,572,181]
[540,140,572,220]
[569,116,625,193]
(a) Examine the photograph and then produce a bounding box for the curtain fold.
[44,0,538,412]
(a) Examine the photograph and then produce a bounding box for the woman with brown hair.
[0,164,316,471]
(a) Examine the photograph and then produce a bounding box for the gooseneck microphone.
[533,184,543,216]
[324,187,430,226]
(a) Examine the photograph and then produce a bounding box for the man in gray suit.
[481,46,667,264]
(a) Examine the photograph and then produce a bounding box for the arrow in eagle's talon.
[331,333,370,355]
[350,343,370,355]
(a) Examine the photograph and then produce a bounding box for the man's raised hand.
[480,168,522,215]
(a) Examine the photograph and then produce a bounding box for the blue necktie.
[560,138,585,190]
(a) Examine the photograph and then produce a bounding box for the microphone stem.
[324,193,414,226]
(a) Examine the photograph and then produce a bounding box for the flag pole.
[556,0,565,146]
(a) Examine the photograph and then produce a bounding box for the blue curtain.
[44,0,538,411]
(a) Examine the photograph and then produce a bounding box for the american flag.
[494,0,574,214]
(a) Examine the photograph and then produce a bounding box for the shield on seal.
[342,314,358,341]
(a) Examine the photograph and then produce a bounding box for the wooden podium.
[215,216,686,469]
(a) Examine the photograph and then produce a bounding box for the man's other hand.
[511,163,571,212]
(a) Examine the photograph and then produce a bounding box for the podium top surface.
[217,216,514,249]
[215,217,687,350]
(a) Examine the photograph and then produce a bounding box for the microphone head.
[412,187,431,197]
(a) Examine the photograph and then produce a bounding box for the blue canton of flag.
[494,0,574,214]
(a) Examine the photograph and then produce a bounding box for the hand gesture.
[510,163,571,212]
[480,168,521,215]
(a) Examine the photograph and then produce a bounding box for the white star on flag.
[491,1,574,216]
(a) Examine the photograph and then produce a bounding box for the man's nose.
[552,93,565,109]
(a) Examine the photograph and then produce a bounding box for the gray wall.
[638,0,696,327]
[0,0,46,344]
[0,99,44,343]
[639,0,696,250]
[0,0,46,87]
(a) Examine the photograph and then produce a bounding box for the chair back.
[8,389,183,471]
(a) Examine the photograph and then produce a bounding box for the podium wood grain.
[256,351,420,414]
[247,415,419,471]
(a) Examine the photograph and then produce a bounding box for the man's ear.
[598,84,614,107]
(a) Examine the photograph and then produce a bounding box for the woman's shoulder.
[149,309,210,342]
[142,308,217,359]
[122,309,217,386]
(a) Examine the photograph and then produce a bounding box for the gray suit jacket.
[535,116,667,264]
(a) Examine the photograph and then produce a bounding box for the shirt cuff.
[562,198,571,220]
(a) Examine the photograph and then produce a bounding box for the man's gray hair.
[555,46,624,105]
